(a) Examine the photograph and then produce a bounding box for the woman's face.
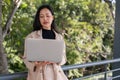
[39,8,54,30]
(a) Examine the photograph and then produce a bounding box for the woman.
[23,4,68,80]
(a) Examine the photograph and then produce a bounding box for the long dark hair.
[33,4,59,33]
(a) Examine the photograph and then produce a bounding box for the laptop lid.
[25,38,65,63]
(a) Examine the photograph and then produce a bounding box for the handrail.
[0,72,27,80]
[0,58,120,80]
[62,58,120,71]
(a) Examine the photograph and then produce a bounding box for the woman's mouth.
[43,22,49,24]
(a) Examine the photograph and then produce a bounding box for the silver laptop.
[25,38,65,63]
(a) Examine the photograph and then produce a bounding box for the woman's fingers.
[34,61,38,65]
[43,61,55,65]
[34,61,41,66]
[34,61,55,67]
[22,56,26,59]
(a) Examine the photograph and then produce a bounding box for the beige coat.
[23,30,68,80]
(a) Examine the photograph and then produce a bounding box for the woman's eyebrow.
[40,12,51,15]
[39,13,44,15]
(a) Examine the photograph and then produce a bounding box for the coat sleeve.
[57,35,67,65]
[23,33,35,71]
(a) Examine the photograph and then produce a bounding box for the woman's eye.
[40,16,44,18]
[47,16,50,17]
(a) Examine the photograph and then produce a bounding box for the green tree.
[0,0,22,74]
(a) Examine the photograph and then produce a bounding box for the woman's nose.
[44,16,47,20]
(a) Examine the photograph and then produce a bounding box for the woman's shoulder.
[25,30,41,39]
[55,32,64,40]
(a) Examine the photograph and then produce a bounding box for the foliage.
[2,0,114,79]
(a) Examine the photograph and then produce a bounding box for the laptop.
[25,38,65,63]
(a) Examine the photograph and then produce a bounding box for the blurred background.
[1,0,115,79]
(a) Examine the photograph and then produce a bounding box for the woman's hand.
[34,61,55,67]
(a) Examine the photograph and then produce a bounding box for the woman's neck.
[42,27,51,30]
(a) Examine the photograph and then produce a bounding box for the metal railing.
[1,58,120,80]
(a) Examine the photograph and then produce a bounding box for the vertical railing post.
[104,64,107,80]
[113,0,120,80]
